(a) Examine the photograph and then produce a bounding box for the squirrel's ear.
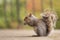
[29,13,32,17]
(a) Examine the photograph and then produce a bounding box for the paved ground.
[0,30,60,40]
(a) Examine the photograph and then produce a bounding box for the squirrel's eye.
[24,17,28,21]
[25,17,28,19]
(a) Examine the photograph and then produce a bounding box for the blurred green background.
[0,0,60,29]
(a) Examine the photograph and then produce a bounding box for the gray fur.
[24,14,48,36]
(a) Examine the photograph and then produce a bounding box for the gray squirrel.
[24,9,58,36]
